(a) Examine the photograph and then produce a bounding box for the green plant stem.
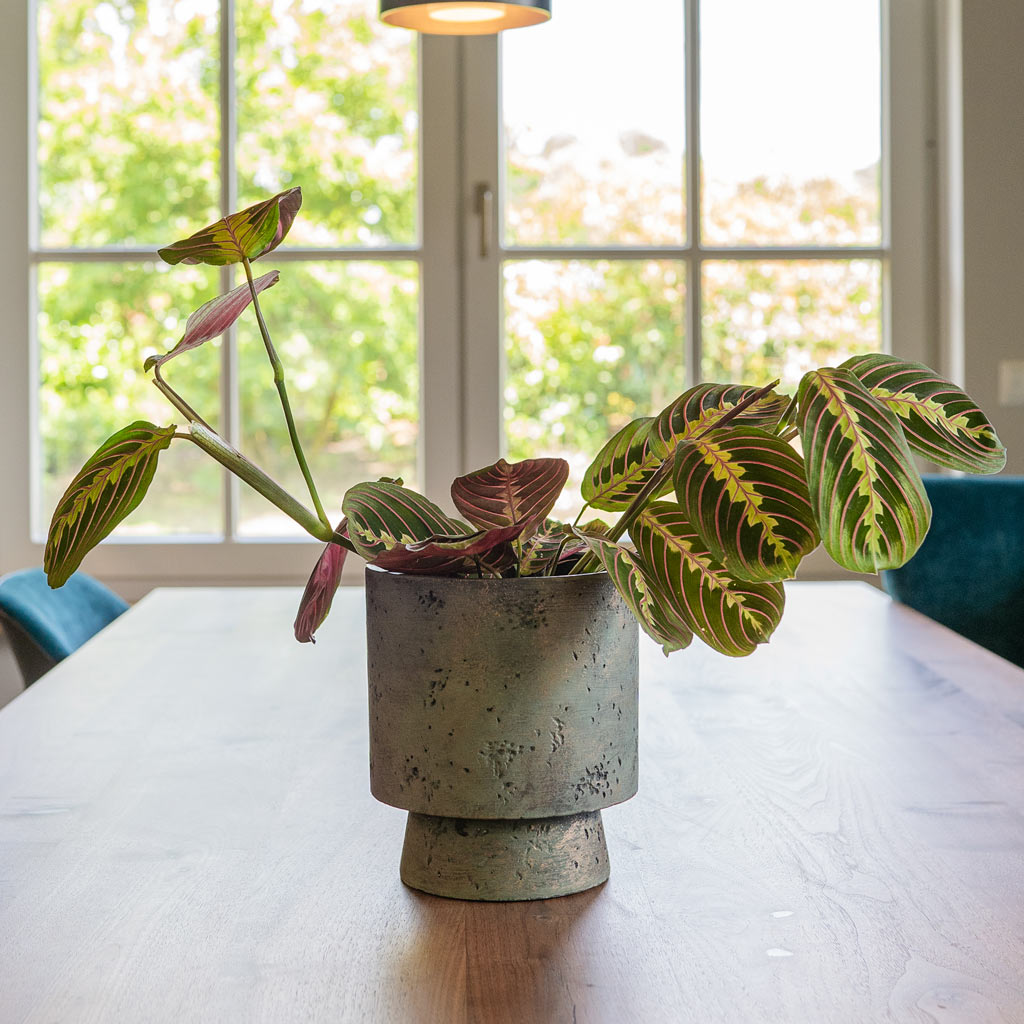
[151,364,213,431]
[569,379,782,575]
[242,256,331,532]
[187,422,356,552]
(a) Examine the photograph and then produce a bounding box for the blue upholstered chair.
[881,475,1024,668]
[0,569,129,688]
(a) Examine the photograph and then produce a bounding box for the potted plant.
[43,189,1006,900]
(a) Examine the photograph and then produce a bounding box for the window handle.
[475,183,494,258]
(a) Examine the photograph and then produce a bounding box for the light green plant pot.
[365,567,640,901]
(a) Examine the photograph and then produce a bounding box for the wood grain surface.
[0,583,1022,1023]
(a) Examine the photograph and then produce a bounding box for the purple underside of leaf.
[369,523,527,574]
[294,522,349,643]
[451,457,570,531]
[146,271,279,371]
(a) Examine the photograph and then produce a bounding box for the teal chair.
[0,569,129,687]
[881,476,1024,668]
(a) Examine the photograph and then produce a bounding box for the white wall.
[960,0,1024,473]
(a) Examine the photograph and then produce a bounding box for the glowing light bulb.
[429,5,504,23]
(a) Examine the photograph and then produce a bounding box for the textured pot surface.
[366,570,640,821]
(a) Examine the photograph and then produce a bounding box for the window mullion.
[220,0,238,540]
[685,0,701,387]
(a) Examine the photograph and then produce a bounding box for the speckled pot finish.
[365,568,639,901]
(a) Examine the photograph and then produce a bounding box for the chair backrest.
[881,475,1024,668]
[0,569,129,687]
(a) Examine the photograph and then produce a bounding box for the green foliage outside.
[36,0,881,534]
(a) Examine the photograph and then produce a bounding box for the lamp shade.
[380,1,551,34]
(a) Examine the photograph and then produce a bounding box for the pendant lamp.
[380,1,551,35]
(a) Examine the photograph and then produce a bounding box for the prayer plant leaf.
[451,457,569,532]
[632,502,785,657]
[342,481,466,560]
[44,422,177,588]
[581,417,669,512]
[294,521,350,644]
[842,353,1007,474]
[369,524,527,576]
[576,533,693,655]
[649,383,789,459]
[796,367,931,574]
[145,271,280,371]
[519,520,585,577]
[672,426,820,583]
[157,187,301,267]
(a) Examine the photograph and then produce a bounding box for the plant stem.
[242,256,331,532]
[151,364,213,431]
[187,422,356,551]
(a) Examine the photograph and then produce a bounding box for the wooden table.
[1,583,1022,1023]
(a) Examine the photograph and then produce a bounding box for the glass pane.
[236,0,418,247]
[701,260,882,390]
[700,0,881,246]
[504,260,685,519]
[37,0,220,248]
[236,262,419,537]
[503,0,685,247]
[37,263,223,537]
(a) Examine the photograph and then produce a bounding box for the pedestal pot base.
[400,810,609,901]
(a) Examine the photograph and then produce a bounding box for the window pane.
[236,262,419,537]
[504,260,685,519]
[701,260,882,390]
[236,0,418,247]
[700,0,881,246]
[37,263,223,538]
[503,0,685,247]
[37,0,220,248]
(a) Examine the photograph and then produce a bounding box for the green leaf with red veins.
[796,367,931,574]
[633,502,785,657]
[157,188,301,267]
[44,422,177,588]
[145,270,280,371]
[342,480,467,560]
[649,383,788,459]
[451,457,569,531]
[576,533,693,655]
[841,353,1006,474]
[581,417,668,512]
[672,426,819,583]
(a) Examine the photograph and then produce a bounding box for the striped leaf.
[342,481,466,560]
[145,271,280,371]
[519,520,585,577]
[672,426,819,582]
[157,188,301,267]
[842,353,1006,474]
[451,457,569,531]
[44,422,177,587]
[633,502,785,657]
[581,417,667,512]
[650,383,788,458]
[576,534,693,655]
[796,367,931,573]
[294,521,350,644]
[369,524,526,575]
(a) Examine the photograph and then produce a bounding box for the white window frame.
[1,0,938,595]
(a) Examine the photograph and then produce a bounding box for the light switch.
[998,359,1024,406]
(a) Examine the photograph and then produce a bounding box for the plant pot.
[365,567,639,901]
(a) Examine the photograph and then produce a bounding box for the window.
[1,1,933,591]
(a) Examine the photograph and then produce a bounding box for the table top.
[1,582,1023,1024]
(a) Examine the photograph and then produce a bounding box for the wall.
[960,0,1024,472]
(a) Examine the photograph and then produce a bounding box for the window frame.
[1,0,938,595]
